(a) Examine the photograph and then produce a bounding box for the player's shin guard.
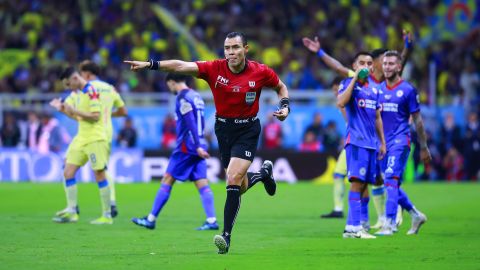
[385,179,399,221]
[346,191,361,228]
[223,185,241,237]
[64,177,78,212]
[371,185,386,219]
[106,172,116,205]
[333,175,345,212]
[246,172,263,190]
[360,196,370,225]
[398,188,413,211]
[150,184,172,218]
[199,185,216,222]
[97,179,111,217]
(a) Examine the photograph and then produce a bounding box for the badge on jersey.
[249,81,256,88]
[180,99,193,115]
[245,92,256,105]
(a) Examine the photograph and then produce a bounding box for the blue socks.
[198,185,216,221]
[150,183,172,217]
[385,179,399,221]
[347,191,361,226]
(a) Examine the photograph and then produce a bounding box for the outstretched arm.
[124,60,199,76]
[400,29,414,74]
[412,111,432,164]
[302,36,353,77]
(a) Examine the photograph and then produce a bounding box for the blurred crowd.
[1,0,479,108]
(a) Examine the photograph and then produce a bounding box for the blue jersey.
[338,77,381,150]
[379,80,420,149]
[173,89,208,155]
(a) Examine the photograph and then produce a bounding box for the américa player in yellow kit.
[50,66,118,225]
[79,60,128,217]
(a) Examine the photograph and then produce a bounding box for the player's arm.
[112,91,128,117]
[62,95,79,121]
[272,79,290,121]
[124,60,199,76]
[180,99,210,159]
[400,29,413,74]
[412,111,432,163]
[63,103,100,122]
[375,109,386,159]
[340,107,347,122]
[337,70,361,108]
[112,106,128,117]
[49,98,99,122]
[302,36,354,78]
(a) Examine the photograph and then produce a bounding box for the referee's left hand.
[273,108,289,121]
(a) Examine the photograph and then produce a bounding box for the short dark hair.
[60,67,76,80]
[371,48,388,59]
[79,60,100,76]
[165,73,190,83]
[384,50,402,62]
[353,51,373,63]
[226,32,248,46]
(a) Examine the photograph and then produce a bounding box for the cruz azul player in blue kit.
[337,52,386,239]
[131,73,218,231]
[375,51,431,236]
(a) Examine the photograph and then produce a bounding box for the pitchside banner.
[0,149,334,183]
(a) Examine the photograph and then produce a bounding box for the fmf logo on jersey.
[245,92,256,105]
[216,75,229,86]
[249,81,255,88]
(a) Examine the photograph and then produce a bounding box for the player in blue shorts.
[303,31,414,229]
[131,73,218,231]
[337,52,386,239]
[375,51,431,236]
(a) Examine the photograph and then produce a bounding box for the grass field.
[0,182,479,270]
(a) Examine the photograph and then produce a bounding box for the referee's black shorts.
[214,116,261,169]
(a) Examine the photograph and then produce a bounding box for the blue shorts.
[345,144,377,184]
[381,145,410,182]
[166,152,207,181]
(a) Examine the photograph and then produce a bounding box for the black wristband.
[279,97,290,113]
[149,59,159,70]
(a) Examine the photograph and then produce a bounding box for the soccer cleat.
[320,210,344,218]
[371,216,386,230]
[375,225,394,236]
[343,230,377,239]
[131,216,156,230]
[396,205,403,227]
[111,205,118,218]
[196,221,219,231]
[407,211,427,235]
[90,216,113,225]
[261,160,276,196]
[52,212,79,223]
[214,234,230,254]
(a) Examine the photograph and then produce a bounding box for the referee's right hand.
[124,60,150,71]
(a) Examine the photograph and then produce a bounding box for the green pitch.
[1,182,479,270]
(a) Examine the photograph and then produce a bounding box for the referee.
[125,32,290,254]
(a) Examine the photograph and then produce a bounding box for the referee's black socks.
[223,185,241,237]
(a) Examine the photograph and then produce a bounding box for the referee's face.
[224,36,248,67]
